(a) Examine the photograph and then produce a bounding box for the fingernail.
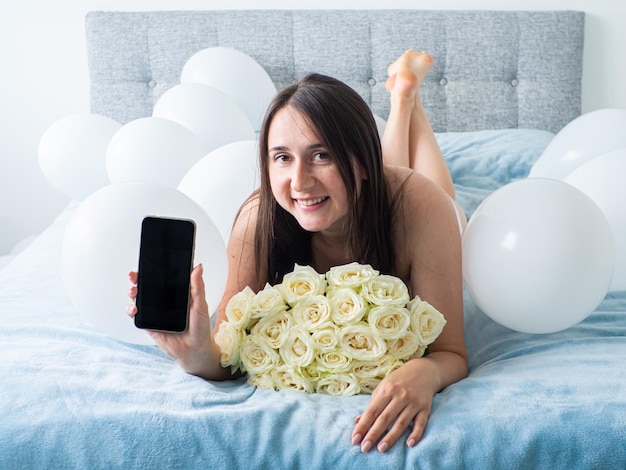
[377,441,389,453]
[407,438,416,448]
[361,440,372,453]
[351,433,362,445]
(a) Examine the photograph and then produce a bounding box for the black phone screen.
[135,216,195,332]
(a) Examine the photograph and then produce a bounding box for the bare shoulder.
[226,192,260,284]
[384,165,455,223]
[214,192,261,326]
[384,167,466,365]
[384,165,461,282]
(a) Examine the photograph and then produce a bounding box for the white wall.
[1,0,625,254]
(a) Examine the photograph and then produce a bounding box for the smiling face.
[267,106,366,235]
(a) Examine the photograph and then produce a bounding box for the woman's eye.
[313,152,329,161]
[273,154,290,162]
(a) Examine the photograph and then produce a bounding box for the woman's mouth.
[296,196,328,207]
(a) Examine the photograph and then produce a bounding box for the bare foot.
[385,49,434,98]
[387,49,434,85]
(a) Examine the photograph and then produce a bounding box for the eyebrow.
[268,143,326,153]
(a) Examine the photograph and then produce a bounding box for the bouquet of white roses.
[214,262,447,396]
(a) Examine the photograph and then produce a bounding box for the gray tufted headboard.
[85,10,584,134]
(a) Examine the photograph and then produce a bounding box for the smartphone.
[135,216,196,333]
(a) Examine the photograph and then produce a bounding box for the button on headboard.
[85,10,584,134]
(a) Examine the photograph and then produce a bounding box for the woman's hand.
[351,358,439,453]
[126,265,226,379]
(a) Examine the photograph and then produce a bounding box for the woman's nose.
[290,160,314,192]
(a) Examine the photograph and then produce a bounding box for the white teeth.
[297,197,326,207]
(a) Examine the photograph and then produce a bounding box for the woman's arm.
[126,196,261,381]
[351,168,468,452]
[210,197,261,341]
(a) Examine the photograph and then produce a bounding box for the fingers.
[352,404,427,453]
[188,264,211,331]
[377,407,422,452]
[352,394,399,452]
[406,409,429,448]
[190,264,209,311]
[125,303,137,318]
[190,264,206,304]
[351,381,432,453]
[351,392,390,446]
[126,266,210,329]
[126,271,138,318]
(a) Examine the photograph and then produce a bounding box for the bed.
[3,9,626,469]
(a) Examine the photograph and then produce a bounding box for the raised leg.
[382,50,456,200]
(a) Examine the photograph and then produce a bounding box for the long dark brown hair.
[255,73,394,286]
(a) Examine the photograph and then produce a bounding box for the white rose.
[326,262,379,290]
[271,364,314,393]
[247,372,275,390]
[214,320,245,371]
[240,333,281,375]
[351,354,397,379]
[339,322,386,361]
[409,344,428,360]
[408,296,447,345]
[316,350,353,373]
[368,305,411,340]
[327,287,367,325]
[225,285,256,330]
[357,377,381,395]
[385,331,422,361]
[251,283,288,320]
[250,309,292,349]
[361,274,410,307]
[315,372,360,396]
[377,355,403,378]
[303,363,322,384]
[291,294,331,331]
[310,322,340,352]
[278,264,326,306]
[279,326,315,367]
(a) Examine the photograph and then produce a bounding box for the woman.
[127,50,467,453]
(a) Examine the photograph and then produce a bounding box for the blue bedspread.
[2,130,625,469]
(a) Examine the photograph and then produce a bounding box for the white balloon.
[38,113,121,200]
[106,117,206,188]
[60,182,227,345]
[462,178,614,334]
[529,108,626,179]
[564,148,626,291]
[180,47,277,132]
[153,83,255,154]
[178,140,260,243]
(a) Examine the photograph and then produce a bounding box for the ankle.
[391,70,419,102]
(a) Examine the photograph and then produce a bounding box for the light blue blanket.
[2,129,625,469]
